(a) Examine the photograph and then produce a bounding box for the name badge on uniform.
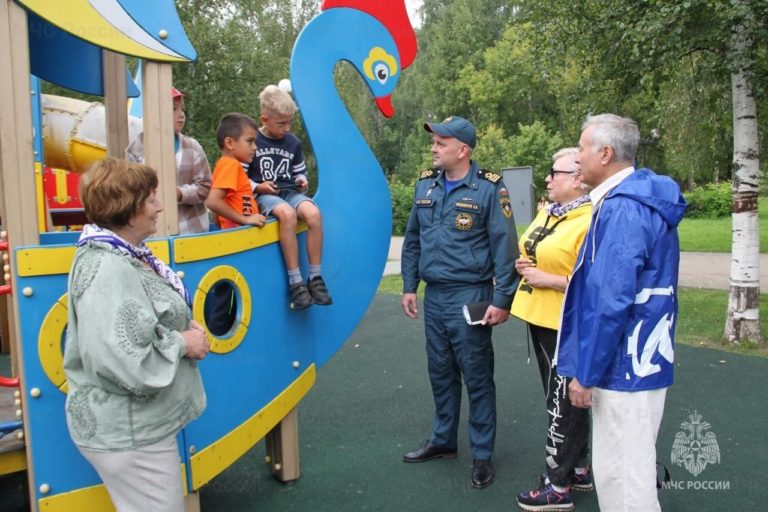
[455,201,480,212]
[415,199,433,207]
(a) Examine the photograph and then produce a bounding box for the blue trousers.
[423,282,496,460]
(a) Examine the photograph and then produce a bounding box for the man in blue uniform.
[400,116,520,489]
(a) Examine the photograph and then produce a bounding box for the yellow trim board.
[38,463,187,511]
[38,483,114,512]
[16,240,169,277]
[0,448,26,476]
[189,364,316,489]
[174,222,307,263]
[38,294,69,393]
[35,162,46,233]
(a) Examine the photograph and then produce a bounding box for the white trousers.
[79,435,184,512]
[592,387,667,512]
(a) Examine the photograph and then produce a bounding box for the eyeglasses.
[549,168,575,179]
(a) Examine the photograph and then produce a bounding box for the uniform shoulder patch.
[419,168,438,180]
[478,169,502,184]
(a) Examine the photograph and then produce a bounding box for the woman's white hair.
[552,147,591,192]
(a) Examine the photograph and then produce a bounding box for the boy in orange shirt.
[204,113,266,334]
[206,113,266,228]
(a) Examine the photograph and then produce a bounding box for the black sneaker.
[289,282,314,310]
[517,482,574,511]
[307,276,332,305]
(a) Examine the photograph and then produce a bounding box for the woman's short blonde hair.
[79,157,158,228]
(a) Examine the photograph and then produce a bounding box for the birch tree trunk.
[725,11,762,343]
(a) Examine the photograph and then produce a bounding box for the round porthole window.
[194,265,251,354]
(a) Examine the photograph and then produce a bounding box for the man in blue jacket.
[400,116,519,489]
[554,114,687,511]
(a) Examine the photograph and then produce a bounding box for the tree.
[726,3,763,342]
[520,0,765,343]
[173,0,318,161]
[459,23,560,136]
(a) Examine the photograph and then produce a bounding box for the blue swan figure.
[290,5,407,365]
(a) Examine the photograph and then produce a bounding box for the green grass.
[676,288,768,357]
[377,275,768,357]
[676,196,767,253]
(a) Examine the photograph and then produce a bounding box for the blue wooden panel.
[27,11,139,97]
[174,233,314,455]
[117,0,196,61]
[13,262,98,498]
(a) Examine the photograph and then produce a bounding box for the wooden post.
[102,50,130,157]
[141,61,178,236]
[0,2,42,509]
[184,492,201,512]
[265,408,301,482]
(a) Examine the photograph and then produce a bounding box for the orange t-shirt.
[211,156,257,229]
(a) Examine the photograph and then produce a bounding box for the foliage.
[390,180,415,236]
[172,0,318,163]
[684,182,733,218]
[517,0,768,183]
[460,23,560,135]
[473,122,563,198]
[412,0,515,121]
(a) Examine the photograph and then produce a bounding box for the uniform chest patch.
[415,199,433,207]
[455,212,473,231]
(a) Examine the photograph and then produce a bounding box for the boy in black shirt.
[249,85,331,310]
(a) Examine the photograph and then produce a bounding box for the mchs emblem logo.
[671,411,720,477]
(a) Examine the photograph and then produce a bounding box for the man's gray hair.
[582,113,640,163]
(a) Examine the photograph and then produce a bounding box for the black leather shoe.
[471,459,494,489]
[402,443,457,463]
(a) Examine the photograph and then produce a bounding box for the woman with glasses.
[512,148,593,511]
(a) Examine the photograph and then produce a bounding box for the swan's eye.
[375,63,389,84]
[363,47,398,83]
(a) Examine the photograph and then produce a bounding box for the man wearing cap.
[126,87,212,234]
[400,116,520,489]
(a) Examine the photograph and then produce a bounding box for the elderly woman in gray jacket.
[64,157,209,511]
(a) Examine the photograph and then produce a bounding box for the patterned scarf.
[77,224,191,307]
[546,194,591,218]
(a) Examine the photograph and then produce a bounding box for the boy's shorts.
[257,190,315,216]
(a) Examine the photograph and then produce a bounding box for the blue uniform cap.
[424,116,477,149]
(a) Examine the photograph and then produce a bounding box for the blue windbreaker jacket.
[555,168,688,391]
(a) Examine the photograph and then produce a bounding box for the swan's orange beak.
[375,95,395,118]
